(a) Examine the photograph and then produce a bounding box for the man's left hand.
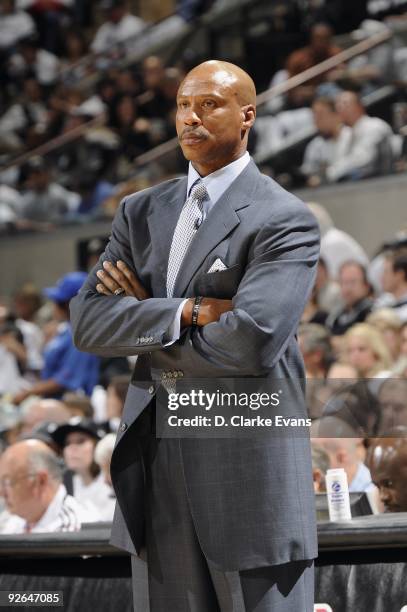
[96,260,150,299]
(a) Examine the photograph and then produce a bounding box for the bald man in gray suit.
[70,61,320,611]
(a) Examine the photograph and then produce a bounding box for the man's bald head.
[1,439,56,473]
[0,439,63,523]
[182,60,257,107]
[176,60,256,176]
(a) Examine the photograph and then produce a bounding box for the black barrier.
[0,515,407,611]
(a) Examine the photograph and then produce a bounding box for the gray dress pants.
[132,434,314,612]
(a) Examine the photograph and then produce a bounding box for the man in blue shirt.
[12,272,99,404]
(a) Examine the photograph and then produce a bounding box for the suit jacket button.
[148,385,155,394]
[120,422,127,432]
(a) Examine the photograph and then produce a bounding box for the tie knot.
[189,180,208,204]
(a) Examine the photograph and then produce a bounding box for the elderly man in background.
[0,439,95,533]
[312,416,376,493]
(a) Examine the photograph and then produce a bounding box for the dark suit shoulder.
[123,176,186,211]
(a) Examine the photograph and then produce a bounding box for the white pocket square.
[207,258,228,273]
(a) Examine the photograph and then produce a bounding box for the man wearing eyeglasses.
[0,439,94,533]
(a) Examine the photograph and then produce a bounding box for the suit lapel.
[173,160,260,297]
[147,177,188,293]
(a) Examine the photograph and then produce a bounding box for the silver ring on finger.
[114,288,125,296]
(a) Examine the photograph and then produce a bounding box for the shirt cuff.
[163,299,189,346]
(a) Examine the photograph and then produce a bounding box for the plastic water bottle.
[326,468,352,521]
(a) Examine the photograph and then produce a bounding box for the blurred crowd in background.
[0,0,407,535]
[0,201,407,533]
[0,0,406,232]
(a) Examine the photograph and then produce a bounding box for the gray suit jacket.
[70,159,320,571]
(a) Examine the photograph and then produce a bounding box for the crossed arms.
[70,194,320,378]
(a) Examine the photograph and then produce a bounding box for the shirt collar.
[187,151,250,205]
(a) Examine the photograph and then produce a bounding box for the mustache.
[179,127,207,140]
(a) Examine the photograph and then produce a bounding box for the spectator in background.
[51,417,114,520]
[301,284,328,325]
[59,29,90,83]
[379,249,407,321]
[312,415,376,492]
[94,433,116,487]
[367,308,403,361]
[103,374,130,432]
[299,323,333,379]
[13,283,42,324]
[0,0,36,53]
[326,90,394,182]
[8,34,59,85]
[108,92,152,170]
[11,272,99,405]
[61,393,94,419]
[19,398,70,437]
[301,97,351,187]
[20,0,74,54]
[138,55,165,114]
[0,76,47,153]
[307,203,369,280]
[377,379,407,433]
[0,318,27,395]
[19,156,80,224]
[299,323,333,419]
[90,0,145,55]
[326,261,373,336]
[311,445,330,493]
[344,323,393,379]
[314,258,342,313]
[367,431,407,512]
[12,284,44,375]
[285,23,342,108]
[0,439,95,533]
[322,380,382,437]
